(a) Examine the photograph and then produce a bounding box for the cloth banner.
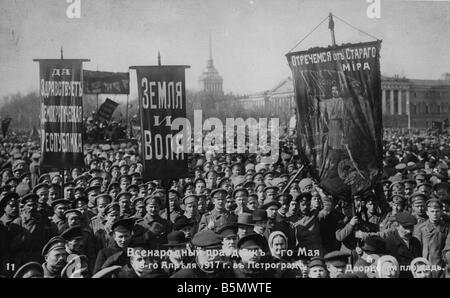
[38,59,85,168]
[133,66,189,180]
[97,98,119,122]
[83,70,130,94]
[286,41,383,197]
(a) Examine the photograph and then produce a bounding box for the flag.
[83,70,130,94]
[1,117,12,137]
[286,41,383,198]
[97,98,119,122]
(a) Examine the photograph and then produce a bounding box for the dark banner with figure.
[97,98,119,122]
[83,70,130,94]
[37,59,85,169]
[132,65,190,180]
[286,41,383,198]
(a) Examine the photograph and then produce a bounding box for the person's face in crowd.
[52,176,62,185]
[235,192,248,209]
[196,248,219,269]
[265,189,276,201]
[288,199,299,215]
[435,188,449,201]
[119,197,131,213]
[418,185,432,196]
[224,167,232,178]
[128,187,138,199]
[195,181,205,195]
[64,188,74,200]
[129,164,137,174]
[48,188,59,202]
[130,253,151,277]
[67,214,81,227]
[398,222,415,240]
[222,235,237,256]
[109,187,119,200]
[54,203,68,218]
[391,202,404,214]
[22,200,38,219]
[253,221,266,235]
[111,167,119,178]
[221,182,232,193]
[45,248,68,273]
[253,174,263,185]
[66,236,85,254]
[206,172,217,189]
[383,185,391,198]
[271,235,286,259]
[120,166,129,176]
[88,190,99,208]
[238,226,253,239]
[2,170,11,182]
[299,199,310,215]
[379,261,398,278]
[4,198,19,218]
[213,193,226,211]
[135,203,146,218]
[239,247,263,265]
[114,230,132,248]
[404,183,415,195]
[75,200,87,215]
[36,188,49,205]
[225,197,235,212]
[308,266,327,278]
[184,200,198,218]
[105,211,120,226]
[197,197,207,214]
[366,201,376,214]
[414,264,431,278]
[180,225,194,240]
[426,206,442,224]
[301,183,313,193]
[138,187,147,198]
[97,198,111,217]
[392,184,404,195]
[443,202,450,218]
[90,160,98,170]
[290,182,300,193]
[168,194,179,211]
[232,166,241,176]
[194,169,202,179]
[412,200,426,216]
[311,192,322,210]
[146,202,160,216]
[120,179,130,192]
[22,175,31,185]
[247,198,258,211]
[266,205,278,219]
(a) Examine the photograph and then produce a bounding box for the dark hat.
[324,251,350,267]
[38,174,50,184]
[182,182,195,194]
[173,215,195,230]
[85,185,101,194]
[64,209,82,218]
[144,195,161,206]
[63,182,76,189]
[51,199,70,208]
[391,194,406,204]
[95,194,113,204]
[104,202,120,215]
[20,193,38,205]
[237,233,268,251]
[0,192,19,210]
[4,177,19,185]
[243,181,256,188]
[111,218,135,233]
[60,225,84,240]
[433,182,450,191]
[118,174,131,182]
[395,212,417,228]
[237,213,254,227]
[116,191,132,201]
[308,257,326,269]
[416,182,432,189]
[216,223,238,238]
[107,182,120,191]
[168,189,181,198]
[263,185,279,193]
[261,199,281,210]
[210,188,228,198]
[88,177,103,186]
[42,236,66,256]
[126,184,139,193]
[252,209,268,222]
[410,192,428,203]
[362,235,386,254]
[296,192,312,202]
[163,231,188,247]
[182,194,198,205]
[275,193,293,204]
[13,262,44,278]
[232,187,249,198]
[426,198,443,208]
[191,230,223,248]
[32,183,49,193]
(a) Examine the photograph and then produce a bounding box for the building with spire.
[198,36,223,95]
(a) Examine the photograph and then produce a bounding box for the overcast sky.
[1,0,450,102]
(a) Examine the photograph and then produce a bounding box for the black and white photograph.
[1,0,450,285]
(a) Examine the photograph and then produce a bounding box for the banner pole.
[281,165,305,194]
[126,94,129,138]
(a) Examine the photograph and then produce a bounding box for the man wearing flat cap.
[198,188,237,232]
[324,251,350,278]
[379,212,422,278]
[8,193,55,267]
[0,192,19,227]
[410,192,428,226]
[170,229,233,278]
[41,236,68,278]
[160,189,184,222]
[93,218,135,274]
[33,183,52,226]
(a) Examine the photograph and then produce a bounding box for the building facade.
[235,74,450,128]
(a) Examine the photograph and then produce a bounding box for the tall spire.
[208,33,214,68]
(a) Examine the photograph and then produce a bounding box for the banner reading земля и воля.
[286,41,383,198]
[38,59,85,169]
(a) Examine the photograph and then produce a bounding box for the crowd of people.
[0,128,450,278]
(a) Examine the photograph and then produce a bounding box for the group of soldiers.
[0,129,450,278]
